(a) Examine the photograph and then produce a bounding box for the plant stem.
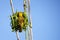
[16,31,20,40]
[25,28,28,40]
[10,0,14,14]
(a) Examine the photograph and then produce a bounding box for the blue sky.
[0,0,60,40]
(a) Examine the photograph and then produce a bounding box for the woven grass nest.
[10,11,28,32]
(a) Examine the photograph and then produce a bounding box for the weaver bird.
[17,12,24,32]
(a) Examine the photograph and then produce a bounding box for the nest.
[10,11,28,32]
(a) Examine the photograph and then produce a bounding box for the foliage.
[10,11,28,32]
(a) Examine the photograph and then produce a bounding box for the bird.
[17,12,24,32]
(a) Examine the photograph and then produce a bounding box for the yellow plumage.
[19,12,23,17]
[17,12,24,32]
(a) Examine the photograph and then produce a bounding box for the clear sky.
[0,0,60,40]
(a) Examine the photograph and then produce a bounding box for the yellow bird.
[19,12,23,17]
[17,12,24,32]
